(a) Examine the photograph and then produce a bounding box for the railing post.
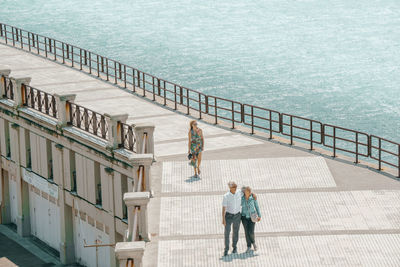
[205,96,209,114]
[378,137,382,170]
[269,110,273,139]
[214,98,217,124]
[231,102,235,129]
[355,132,359,163]
[11,76,31,107]
[115,242,145,267]
[199,94,202,119]
[310,120,313,150]
[398,144,400,178]
[0,68,11,98]
[174,85,177,110]
[134,123,155,155]
[104,113,129,149]
[333,127,336,157]
[54,94,76,127]
[251,106,254,134]
[124,192,151,242]
[290,115,293,145]
[186,89,190,115]
[179,87,183,104]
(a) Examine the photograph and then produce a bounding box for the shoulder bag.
[246,199,259,223]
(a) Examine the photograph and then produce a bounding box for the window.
[70,151,76,192]
[122,174,128,220]
[4,121,11,158]
[94,162,102,206]
[46,140,53,180]
[25,130,31,169]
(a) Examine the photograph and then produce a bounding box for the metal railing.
[0,74,138,152]
[2,75,14,100]
[24,85,57,118]
[1,22,399,177]
[69,102,108,140]
[121,123,137,152]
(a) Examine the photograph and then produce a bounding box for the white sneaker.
[246,247,252,253]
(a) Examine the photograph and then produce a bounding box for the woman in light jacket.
[241,186,261,252]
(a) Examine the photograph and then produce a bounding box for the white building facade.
[0,69,154,267]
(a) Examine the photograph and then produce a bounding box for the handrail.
[0,22,399,177]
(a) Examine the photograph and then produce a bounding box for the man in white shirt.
[222,181,245,256]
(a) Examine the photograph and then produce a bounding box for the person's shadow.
[185,175,201,183]
[220,250,258,262]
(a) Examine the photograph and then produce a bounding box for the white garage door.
[9,176,18,225]
[73,212,111,267]
[29,185,61,251]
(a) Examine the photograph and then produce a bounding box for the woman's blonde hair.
[190,120,197,130]
[243,186,252,193]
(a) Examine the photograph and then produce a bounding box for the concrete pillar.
[123,192,150,242]
[55,144,75,264]
[10,123,30,236]
[0,170,11,224]
[104,113,129,150]
[129,154,153,193]
[115,241,145,267]
[54,94,76,127]
[134,123,155,155]
[0,68,11,98]
[10,76,31,107]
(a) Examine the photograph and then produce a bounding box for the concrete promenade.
[2,43,400,266]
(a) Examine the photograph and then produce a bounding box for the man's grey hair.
[227,181,237,188]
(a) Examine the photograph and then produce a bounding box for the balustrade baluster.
[44,92,49,115]
[37,90,42,112]
[101,116,106,139]
[84,108,89,131]
[92,112,98,136]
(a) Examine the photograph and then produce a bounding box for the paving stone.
[162,157,336,192]
[159,190,400,236]
[158,234,400,267]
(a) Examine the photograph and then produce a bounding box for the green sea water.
[1,0,399,143]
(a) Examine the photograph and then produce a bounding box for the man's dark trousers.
[224,212,241,252]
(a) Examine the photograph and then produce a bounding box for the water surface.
[1,0,399,142]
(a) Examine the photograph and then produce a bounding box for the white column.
[115,241,145,267]
[0,68,11,98]
[10,123,31,237]
[10,76,31,107]
[134,123,155,154]
[123,192,150,242]
[55,144,75,264]
[129,154,153,193]
[54,94,76,127]
[104,113,129,149]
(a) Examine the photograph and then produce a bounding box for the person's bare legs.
[193,155,198,177]
[197,152,202,174]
